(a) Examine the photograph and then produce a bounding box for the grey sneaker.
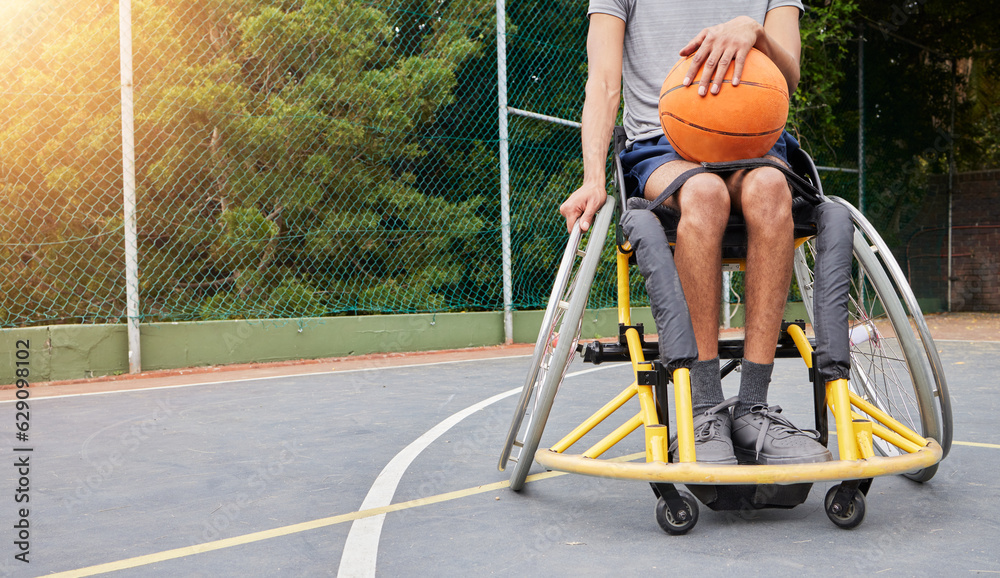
[731,404,833,465]
[671,397,739,465]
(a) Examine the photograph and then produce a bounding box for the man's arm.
[558,13,624,233]
[758,7,802,93]
[678,6,801,97]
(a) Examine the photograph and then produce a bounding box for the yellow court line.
[829,433,1000,451]
[953,440,1000,449]
[49,453,645,577]
[48,476,535,577]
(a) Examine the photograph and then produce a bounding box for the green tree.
[818,0,1000,241]
[1,1,127,326]
[788,0,860,158]
[1,0,497,326]
[139,0,495,319]
[503,1,593,310]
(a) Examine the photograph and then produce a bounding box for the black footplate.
[578,321,815,364]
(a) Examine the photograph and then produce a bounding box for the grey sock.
[735,359,773,420]
[690,357,724,416]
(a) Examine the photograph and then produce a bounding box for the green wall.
[1,309,650,384]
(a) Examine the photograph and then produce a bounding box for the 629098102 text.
[13,339,32,564]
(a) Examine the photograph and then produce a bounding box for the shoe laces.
[693,397,739,443]
[747,404,821,458]
[694,419,722,443]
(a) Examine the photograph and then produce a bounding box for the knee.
[677,174,729,232]
[741,167,792,229]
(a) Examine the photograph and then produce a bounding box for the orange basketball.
[658,48,789,163]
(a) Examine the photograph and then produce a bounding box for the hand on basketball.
[679,16,763,97]
[560,182,607,233]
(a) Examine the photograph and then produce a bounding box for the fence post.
[947,57,956,313]
[497,0,513,344]
[857,32,865,216]
[119,0,141,373]
[856,33,866,308]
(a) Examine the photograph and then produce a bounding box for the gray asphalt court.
[2,340,998,576]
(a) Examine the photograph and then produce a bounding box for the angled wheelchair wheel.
[830,197,952,461]
[794,200,951,482]
[499,202,615,491]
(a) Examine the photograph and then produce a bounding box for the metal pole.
[858,32,865,215]
[722,271,731,329]
[507,106,582,128]
[120,0,141,373]
[497,0,513,344]
[857,32,866,307]
[947,58,957,312]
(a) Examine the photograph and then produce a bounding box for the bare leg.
[729,165,794,364]
[644,161,730,360]
[728,165,833,464]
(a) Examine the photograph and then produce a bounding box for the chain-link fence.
[3,0,505,329]
[2,1,997,336]
[2,0,126,326]
[806,25,1000,314]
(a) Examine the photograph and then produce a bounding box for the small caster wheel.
[825,484,866,529]
[655,490,699,535]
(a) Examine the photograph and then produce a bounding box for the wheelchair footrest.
[579,336,811,364]
[686,483,811,511]
[579,322,659,364]
[580,339,659,364]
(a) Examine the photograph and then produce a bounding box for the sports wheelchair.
[499,126,953,533]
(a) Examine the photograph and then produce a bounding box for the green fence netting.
[2,0,995,330]
[3,0,505,326]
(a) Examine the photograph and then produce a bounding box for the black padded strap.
[702,158,822,204]
[643,158,822,211]
[647,166,707,208]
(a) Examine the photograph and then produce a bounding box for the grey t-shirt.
[587,0,804,146]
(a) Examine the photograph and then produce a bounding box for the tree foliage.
[815,0,1000,241]
[2,0,497,325]
[3,0,997,327]
[788,0,860,157]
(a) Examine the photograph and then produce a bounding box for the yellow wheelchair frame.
[499,128,952,533]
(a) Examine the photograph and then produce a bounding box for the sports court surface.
[2,315,999,576]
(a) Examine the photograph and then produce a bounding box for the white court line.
[0,354,533,403]
[336,362,628,578]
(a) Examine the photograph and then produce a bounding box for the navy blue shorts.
[620,130,801,199]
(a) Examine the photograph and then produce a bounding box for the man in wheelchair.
[560,0,832,466]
